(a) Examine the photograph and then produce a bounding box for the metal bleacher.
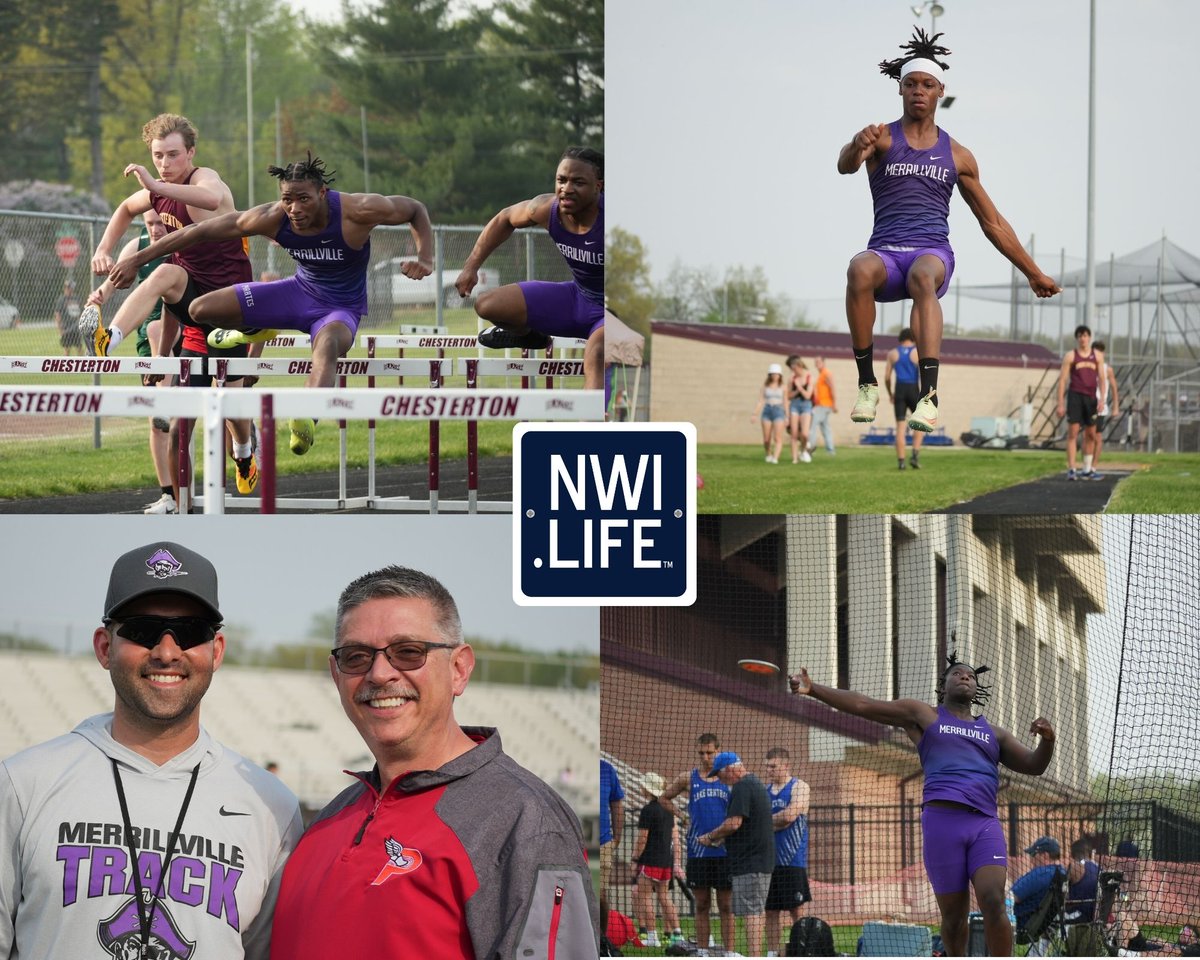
[0,652,598,817]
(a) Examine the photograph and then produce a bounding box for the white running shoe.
[642,931,661,948]
[801,450,812,463]
[143,493,176,515]
[850,382,880,422]
[907,389,939,432]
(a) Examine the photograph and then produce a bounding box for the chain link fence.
[0,209,581,477]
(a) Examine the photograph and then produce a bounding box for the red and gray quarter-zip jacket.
[269,726,599,959]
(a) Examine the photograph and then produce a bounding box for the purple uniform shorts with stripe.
[235,276,363,341]
[516,280,604,339]
[921,804,1007,895]
[866,246,955,303]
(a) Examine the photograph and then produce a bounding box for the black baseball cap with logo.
[103,541,222,622]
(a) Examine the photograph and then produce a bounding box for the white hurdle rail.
[0,383,602,513]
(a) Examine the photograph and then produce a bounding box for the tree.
[605,226,655,348]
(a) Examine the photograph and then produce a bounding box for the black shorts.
[1094,414,1109,431]
[894,381,921,420]
[686,855,732,891]
[1067,391,1098,426]
[765,866,812,911]
[179,346,247,386]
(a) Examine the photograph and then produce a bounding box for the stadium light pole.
[1084,0,1097,326]
[910,1,945,35]
[246,27,255,209]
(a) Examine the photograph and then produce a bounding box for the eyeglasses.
[331,640,458,675]
[106,616,220,650]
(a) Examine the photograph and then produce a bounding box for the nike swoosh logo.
[584,240,596,245]
[993,855,1005,859]
[930,155,943,160]
[320,239,333,244]
[219,806,251,817]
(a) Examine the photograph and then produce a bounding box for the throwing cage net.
[601,514,1200,956]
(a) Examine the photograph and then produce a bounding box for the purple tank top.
[548,194,604,305]
[275,190,370,314]
[918,705,1000,815]
[868,120,957,249]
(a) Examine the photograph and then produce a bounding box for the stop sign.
[55,236,80,267]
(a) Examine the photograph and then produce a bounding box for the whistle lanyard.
[110,757,201,956]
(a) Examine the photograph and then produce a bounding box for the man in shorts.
[839,28,1059,432]
[697,752,774,958]
[764,747,812,956]
[455,147,604,390]
[1090,340,1120,477]
[1056,324,1102,480]
[109,152,433,457]
[659,732,734,954]
[886,327,925,470]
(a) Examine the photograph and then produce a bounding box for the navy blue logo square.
[513,423,696,605]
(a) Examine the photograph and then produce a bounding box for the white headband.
[900,58,945,84]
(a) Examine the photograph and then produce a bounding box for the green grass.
[0,307,583,498]
[697,445,1200,514]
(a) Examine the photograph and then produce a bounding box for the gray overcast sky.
[607,0,1200,333]
[0,516,597,655]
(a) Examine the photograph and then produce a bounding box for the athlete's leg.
[934,890,971,956]
[743,908,766,957]
[716,887,735,952]
[798,411,812,460]
[656,879,680,932]
[845,252,888,355]
[108,264,190,338]
[634,874,655,937]
[189,287,245,328]
[693,887,713,950]
[789,411,802,462]
[474,284,530,333]
[308,322,354,389]
[761,417,773,458]
[584,324,603,390]
[971,864,1012,957]
[895,405,907,463]
[906,255,946,367]
[1066,422,1081,471]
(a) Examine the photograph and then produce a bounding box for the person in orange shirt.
[808,357,838,456]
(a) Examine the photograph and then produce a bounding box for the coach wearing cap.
[0,541,302,959]
[1011,836,1067,936]
[697,751,776,957]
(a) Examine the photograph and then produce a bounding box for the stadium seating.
[0,652,597,815]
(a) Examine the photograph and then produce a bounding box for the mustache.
[355,683,419,704]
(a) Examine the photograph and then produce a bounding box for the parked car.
[0,295,19,329]
[369,257,498,309]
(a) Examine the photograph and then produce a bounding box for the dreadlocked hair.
[267,152,336,188]
[879,26,952,80]
[935,650,992,707]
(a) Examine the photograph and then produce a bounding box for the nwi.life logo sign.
[513,423,696,606]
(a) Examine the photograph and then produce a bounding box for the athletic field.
[696,445,1200,513]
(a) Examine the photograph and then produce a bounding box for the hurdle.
[0,383,602,513]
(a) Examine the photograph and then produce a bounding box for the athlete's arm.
[107,204,278,289]
[1108,368,1120,415]
[632,827,649,862]
[87,236,144,306]
[610,796,624,850]
[1056,353,1074,417]
[701,814,743,844]
[658,771,690,814]
[996,717,1055,775]
[772,780,808,830]
[92,191,153,274]
[126,163,224,212]
[885,348,898,399]
[837,123,890,174]
[953,142,1061,299]
[347,193,433,278]
[455,193,554,296]
[789,667,936,736]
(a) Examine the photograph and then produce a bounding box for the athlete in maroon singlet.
[1056,324,1103,480]
[87,113,259,502]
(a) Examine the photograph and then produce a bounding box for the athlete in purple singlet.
[110,154,433,456]
[455,147,604,391]
[789,654,1056,957]
[838,28,1060,433]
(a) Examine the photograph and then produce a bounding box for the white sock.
[1084,455,1094,472]
[232,441,252,459]
[108,327,125,349]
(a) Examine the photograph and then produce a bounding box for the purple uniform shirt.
[275,190,371,314]
[547,195,604,306]
[868,120,958,249]
[918,705,1000,816]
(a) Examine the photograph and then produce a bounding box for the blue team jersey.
[600,760,625,845]
[895,344,919,383]
[688,767,731,859]
[768,778,809,867]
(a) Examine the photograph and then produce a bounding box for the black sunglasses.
[106,615,220,650]
[331,640,457,675]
